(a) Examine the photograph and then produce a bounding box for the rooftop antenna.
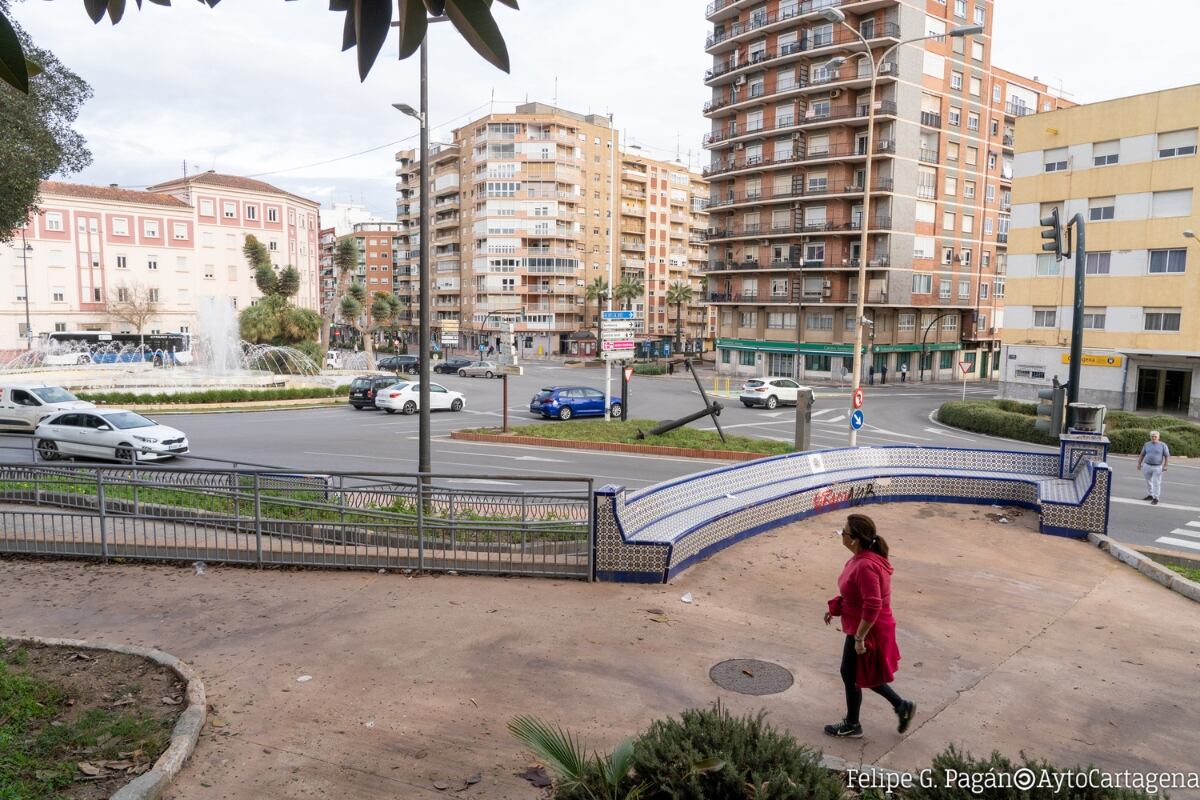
[182,159,188,178]
[675,131,681,162]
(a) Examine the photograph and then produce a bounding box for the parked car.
[35,409,189,463]
[377,354,420,374]
[433,356,473,375]
[0,383,95,433]
[529,387,622,420]
[458,361,501,378]
[348,375,399,410]
[739,377,808,409]
[374,381,465,415]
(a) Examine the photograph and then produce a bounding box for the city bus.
[38,331,193,366]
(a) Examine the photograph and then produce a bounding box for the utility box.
[1034,378,1066,436]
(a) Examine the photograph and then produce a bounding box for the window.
[268,239,278,251]
[965,146,978,166]
[984,218,993,235]
[993,277,1005,297]
[267,208,278,223]
[974,4,984,23]
[1093,140,1119,166]
[986,184,996,202]
[947,142,959,161]
[951,71,963,91]
[944,176,957,196]
[246,205,258,221]
[739,311,758,327]
[969,77,981,97]
[967,111,979,131]
[972,40,984,61]
[948,107,961,126]
[172,222,188,240]
[116,255,127,269]
[979,283,989,299]
[223,202,237,218]
[147,257,158,271]
[962,214,974,234]
[942,246,954,265]
[806,312,833,330]
[176,255,187,270]
[1152,189,1192,218]
[1149,248,1187,274]
[961,248,972,266]
[739,351,756,367]
[898,313,915,331]
[1044,147,1068,172]
[958,279,970,299]
[1088,196,1115,221]
[204,265,215,279]
[112,217,129,236]
[939,279,952,299]
[1157,129,1197,159]
[116,287,129,302]
[143,220,159,237]
[45,213,63,231]
[1144,309,1182,332]
[148,288,160,303]
[954,0,966,17]
[993,85,1001,103]
[943,315,958,330]
[199,199,214,216]
[806,354,831,371]
[1082,308,1106,330]
[940,351,954,370]
[1036,254,1061,276]
[721,349,731,364]
[52,287,64,302]
[943,211,955,230]
[1033,308,1057,328]
[1085,252,1111,274]
[766,311,797,328]
[54,323,66,332]
[912,273,932,293]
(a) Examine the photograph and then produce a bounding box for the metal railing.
[0,445,593,580]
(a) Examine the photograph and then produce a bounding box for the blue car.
[530,386,622,420]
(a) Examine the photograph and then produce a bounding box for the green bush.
[633,363,667,376]
[936,401,1057,446]
[992,398,1037,416]
[1105,428,1147,454]
[904,745,1158,799]
[624,703,843,800]
[78,386,351,406]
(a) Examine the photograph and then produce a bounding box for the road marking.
[444,478,521,486]
[1111,497,1200,512]
[863,426,931,441]
[438,450,567,463]
[1167,528,1200,540]
[1189,521,1200,528]
[810,408,839,418]
[923,426,975,442]
[1153,536,1200,552]
[432,438,729,466]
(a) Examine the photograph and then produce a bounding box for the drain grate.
[709,659,794,695]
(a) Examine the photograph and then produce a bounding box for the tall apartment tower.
[702,0,1069,381]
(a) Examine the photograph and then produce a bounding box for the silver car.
[35,409,189,463]
[457,360,501,378]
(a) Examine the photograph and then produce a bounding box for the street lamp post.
[818,9,982,445]
[918,311,959,382]
[20,228,32,350]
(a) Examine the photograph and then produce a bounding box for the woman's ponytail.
[846,513,889,559]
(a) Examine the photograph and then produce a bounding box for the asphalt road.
[2,362,1197,557]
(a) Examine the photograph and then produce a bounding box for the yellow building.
[1002,83,1200,417]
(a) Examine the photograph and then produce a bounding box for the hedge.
[633,363,667,376]
[77,386,352,406]
[939,400,1200,456]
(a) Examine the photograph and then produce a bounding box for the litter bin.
[1068,402,1106,433]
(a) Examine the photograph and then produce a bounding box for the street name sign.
[602,310,636,320]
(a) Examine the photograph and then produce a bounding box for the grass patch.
[472,419,793,456]
[0,645,172,800]
[937,400,1200,456]
[1168,564,1200,582]
[77,386,352,406]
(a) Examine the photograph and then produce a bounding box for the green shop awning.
[716,338,857,356]
[871,342,960,353]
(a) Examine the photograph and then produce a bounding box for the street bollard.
[793,389,815,453]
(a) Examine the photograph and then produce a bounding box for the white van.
[0,384,96,433]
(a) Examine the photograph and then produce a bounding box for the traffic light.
[1034,377,1066,436]
[1040,207,1063,260]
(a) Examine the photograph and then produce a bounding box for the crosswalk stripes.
[1154,519,1200,552]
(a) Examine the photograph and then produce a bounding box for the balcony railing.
[1005,101,1033,117]
[919,148,939,163]
[1003,134,1014,147]
[703,217,891,240]
[997,233,1009,244]
[920,112,941,128]
[704,139,894,178]
[707,292,795,304]
[706,4,896,49]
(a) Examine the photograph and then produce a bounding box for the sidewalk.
[2,503,1195,798]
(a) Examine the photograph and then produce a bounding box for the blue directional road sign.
[850,409,865,430]
[601,310,636,320]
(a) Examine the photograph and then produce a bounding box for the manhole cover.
[709,659,793,695]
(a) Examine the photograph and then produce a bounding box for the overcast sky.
[13,1,1200,218]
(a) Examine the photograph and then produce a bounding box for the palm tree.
[584,276,610,357]
[369,292,401,350]
[614,276,643,311]
[323,236,358,349]
[667,281,695,353]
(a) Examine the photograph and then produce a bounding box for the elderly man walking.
[1137,430,1170,505]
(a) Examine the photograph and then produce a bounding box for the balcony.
[1003,134,1014,147]
[1005,101,1033,118]
[997,233,1009,244]
[704,217,891,241]
[920,112,941,128]
[798,102,898,128]
[919,148,939,164]
[620,240,646,251]
[707,292,794,304]
[706,5,897,52]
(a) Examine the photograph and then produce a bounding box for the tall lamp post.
[393,18,447,482]
[818,8,982,445]
[19,228,33,350]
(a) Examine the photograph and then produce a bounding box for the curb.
[1086,532,1200,603]
[450,430,769,461]
[134,400,343,415]
[0,634,207,800]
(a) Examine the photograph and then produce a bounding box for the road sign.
[601,340,635,351]
[602,310,636,320]
[623,366,634,383]
[440,334,459,345]
[501,364,523,376]
[852,388,863,409]
[478,344,487,353]
[850,409,865,430]
[442,319,460,330]
[601,321,636,332]
[958,360,972,375]
[599,350,631,361]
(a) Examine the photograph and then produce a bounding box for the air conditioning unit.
[830,89,843,99]
[823,280,832,289]
[823,287,833,297]
[879,62,895,75]
[736,142,745,150]
[734,75,747,86]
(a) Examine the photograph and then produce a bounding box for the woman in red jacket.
[823,513,916,738]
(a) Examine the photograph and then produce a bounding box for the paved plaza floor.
[2,503,1197,798]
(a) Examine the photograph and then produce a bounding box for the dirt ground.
[1,503,1198,799]
[0,641,185,799]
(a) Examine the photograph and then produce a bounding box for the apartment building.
[617,152,711,352]
[147,172,321,313]
[0,175,321,350]
[702,0,1069,381]
[1001,83,1200,418]
[393,103,714,356]
[318,227,337,318]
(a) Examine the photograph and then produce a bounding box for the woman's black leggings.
[840,635,903,725]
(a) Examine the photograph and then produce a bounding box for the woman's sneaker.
[896,700,917,734]
[823,719,863,738]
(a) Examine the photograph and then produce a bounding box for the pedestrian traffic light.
[1040,207,1063,260]
[1034,377,1066,436]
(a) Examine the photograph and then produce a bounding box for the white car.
[739,377,809,409]
[0,383,95,433]
[35,409,189,463]
[374,381,465,415]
